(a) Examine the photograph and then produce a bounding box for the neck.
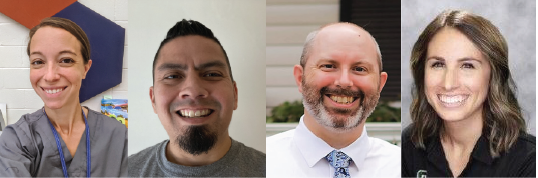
[166,132,232,167]
[303,111,363,149]
[44,102,85,136]
[441,114,483,149]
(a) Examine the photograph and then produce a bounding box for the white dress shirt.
[266,116,401,177]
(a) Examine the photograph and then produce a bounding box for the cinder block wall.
[0,0,128,125]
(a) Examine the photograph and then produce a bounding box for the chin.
[43,101,65,110]
[436,110,472,122]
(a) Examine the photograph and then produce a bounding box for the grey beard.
[301,80,380,132]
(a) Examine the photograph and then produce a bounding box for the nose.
[334,69,353,88]
[442,68,459,91]
[43,64,60,82]
[178,75,209,99]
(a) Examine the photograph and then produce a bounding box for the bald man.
[266,23,401,177]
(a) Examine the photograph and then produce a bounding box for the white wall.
[0,0,128,125]
[128,0,267,155]
[265,0,338,115]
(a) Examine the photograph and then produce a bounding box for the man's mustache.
[320,87,365,99]
[169,98,221,113]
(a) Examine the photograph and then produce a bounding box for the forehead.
[156,35,227,67]
[30,26,80,54]
[427,27,484,61]
[308,25,379,68]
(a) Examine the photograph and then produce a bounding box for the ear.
[378,72,388,92]
[82,59,92,79]
[293,65,304,93]
[150,86,157,114]
[233,81,238,110]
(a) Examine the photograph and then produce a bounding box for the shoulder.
[235,140,266,162]
[232,139,266,175]
[401,124,420,150]
[396,125,427,177]
[511,132,536,157]
[265,129,296,173]
[516,132,536,147]
[0,109,44,176]
[400,124,426,159]
[87,108,126,133]
[367,136,400,157]
[266,129,295,148]
[128,140,165,162]
[1,109,44,142]
[128,140,167,175]
[11,109,45,128]
[362,136,401,176]
[401,124,413,142]
[499,132,536,177]
[508,132,536,157]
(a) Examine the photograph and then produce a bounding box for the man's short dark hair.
[152,19,233,84]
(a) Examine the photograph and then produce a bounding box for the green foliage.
[266,100,401,123]
[368,100,401,122]
[266,100,304,123]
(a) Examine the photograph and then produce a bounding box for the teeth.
[330,95,354,104]
[439,95,467,104]
[179,109,211,118]
[45,88,64,94]
[188,110,194,117]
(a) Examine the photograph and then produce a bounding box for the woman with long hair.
[402,10,535,177]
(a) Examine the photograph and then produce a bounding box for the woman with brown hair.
[0,17,127,177]
[402,10,535,177]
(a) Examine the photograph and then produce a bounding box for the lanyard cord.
[44,107,91,177]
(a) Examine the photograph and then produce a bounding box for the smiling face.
[295,24,387,132]
[29,26,91,110]
[425,27,491,122]
[150,35,237,154]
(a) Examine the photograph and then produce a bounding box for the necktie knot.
[325,150,352,178]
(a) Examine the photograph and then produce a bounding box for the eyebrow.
[157,60,227,72]
[318,59,373,66]
[30,50,78,56]
[427,56,483,63]
[195,60,227,71]
[157,63,187,71]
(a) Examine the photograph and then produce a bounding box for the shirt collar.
[292,115,370,170]
[426,134,494,166]
[471,134,494,165]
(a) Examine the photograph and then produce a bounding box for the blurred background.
[265,0,402,145]
[400,0,536,135]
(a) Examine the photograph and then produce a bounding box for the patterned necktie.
[325,150,353,178]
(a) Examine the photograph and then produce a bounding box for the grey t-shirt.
[128,138,266,177]
[0,107,128,177]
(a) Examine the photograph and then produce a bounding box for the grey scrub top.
[0,107,128,177]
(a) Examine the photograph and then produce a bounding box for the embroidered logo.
[416,170,427,178]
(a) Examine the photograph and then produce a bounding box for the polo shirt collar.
[471,134,494,165]
[426,134,494,167]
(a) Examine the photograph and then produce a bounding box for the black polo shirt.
[402,125,536,177]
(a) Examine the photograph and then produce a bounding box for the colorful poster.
[101,99,128,128]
